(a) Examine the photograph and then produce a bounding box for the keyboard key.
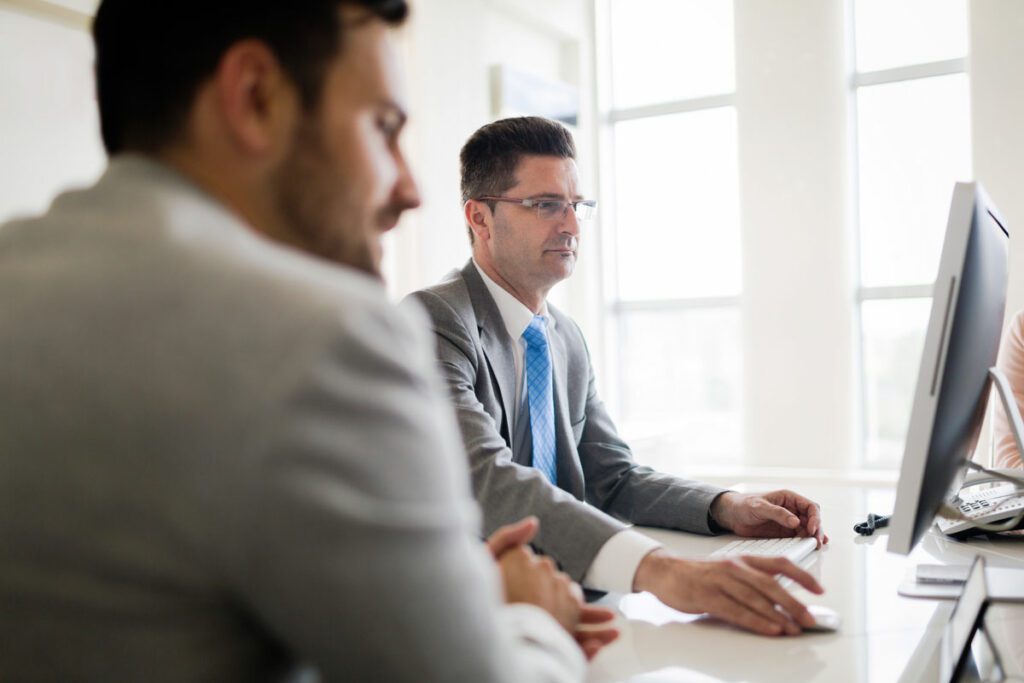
[710,536,817,564]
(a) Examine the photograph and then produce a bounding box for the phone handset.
[960,468,1024,491]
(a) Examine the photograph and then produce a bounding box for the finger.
[720,574,799,635]
[793,509,820,544]
[746,556,824,595]
[761,489,799,509]
[768,490,816,519]
[722,563,801,633]
[575,629,619,659]
[486,517,538,558]
[577,633,617,660]
[581,640,602,661]
[575,627,620,642]
[496,545,534,576]
[803,501,822,538]
[732,563,814,630]
[741,565,819,634]
[787,493,824,541]
[579,605,617,624]
[709,590,787,636]
[538,555,559,573]
[753,499,801,529]
[777,489,812,509]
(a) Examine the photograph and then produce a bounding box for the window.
[602,0,741,470]
[852,0,971,466]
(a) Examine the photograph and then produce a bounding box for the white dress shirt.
[473,260,661,593]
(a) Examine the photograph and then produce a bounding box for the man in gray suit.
[410,116,830,637]
[0,3,610,680]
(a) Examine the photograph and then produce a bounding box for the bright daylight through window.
[853,0,971,467]
[605,0,741,471]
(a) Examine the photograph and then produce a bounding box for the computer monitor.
[888,182,1009,556]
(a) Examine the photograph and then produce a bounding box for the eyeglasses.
[476,195,598,222]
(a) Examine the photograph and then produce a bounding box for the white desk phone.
[937,368,1024,537]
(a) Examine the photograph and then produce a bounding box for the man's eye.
[377,118,398,137]
[536,201,563,211]
[376,112,402,140]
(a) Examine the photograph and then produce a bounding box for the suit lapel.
[461,262,517,436]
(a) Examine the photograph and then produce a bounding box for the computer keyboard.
[710,536,818,564]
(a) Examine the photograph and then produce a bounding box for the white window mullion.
[853,57,967,88]
[609,94,736,124]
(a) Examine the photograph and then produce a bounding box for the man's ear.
[464,199,493,242]
[213,39,299,156]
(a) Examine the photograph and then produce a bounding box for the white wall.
[0,1,103,223]
[732,1,857,470]
[390,0,601,345]
[970,0,1024,318]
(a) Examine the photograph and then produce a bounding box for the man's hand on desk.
[633,549,825,636]
[627,489,829,636]
[488,517,619,659]
[711,490,829,547]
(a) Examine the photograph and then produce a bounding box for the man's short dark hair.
[92,0,408,155]
[460,116,577,242]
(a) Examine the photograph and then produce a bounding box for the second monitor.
[888,181,1015,556]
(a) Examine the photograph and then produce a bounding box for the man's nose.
[394,153,421,211]
[559,205,581,237]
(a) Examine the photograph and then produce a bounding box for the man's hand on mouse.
[633,549,825,636]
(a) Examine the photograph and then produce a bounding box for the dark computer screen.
[889,183,1008,555]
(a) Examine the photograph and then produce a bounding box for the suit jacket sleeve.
[227,297,583,682]
[410,290,634,582]
[570,321,726,533]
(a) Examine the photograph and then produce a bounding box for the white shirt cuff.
[582,529,663,594]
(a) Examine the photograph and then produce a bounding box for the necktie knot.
[522,315,548,348]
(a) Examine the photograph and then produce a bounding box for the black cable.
[853,512,891,536]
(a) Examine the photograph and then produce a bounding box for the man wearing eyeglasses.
[408,116,830,637]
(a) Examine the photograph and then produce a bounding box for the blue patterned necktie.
[522,315,557,484]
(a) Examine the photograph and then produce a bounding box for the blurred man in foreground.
[0,3,611,680]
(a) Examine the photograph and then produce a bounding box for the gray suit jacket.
[408,261,725,581]
[0,159,581,682]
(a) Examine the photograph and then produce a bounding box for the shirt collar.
[472,259,555,341]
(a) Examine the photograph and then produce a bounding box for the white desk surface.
[585,482,1024,683]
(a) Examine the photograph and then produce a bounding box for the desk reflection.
[587,591,828,683]
[584,482,1019,683]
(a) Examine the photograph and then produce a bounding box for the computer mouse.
[804,605,841,633]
